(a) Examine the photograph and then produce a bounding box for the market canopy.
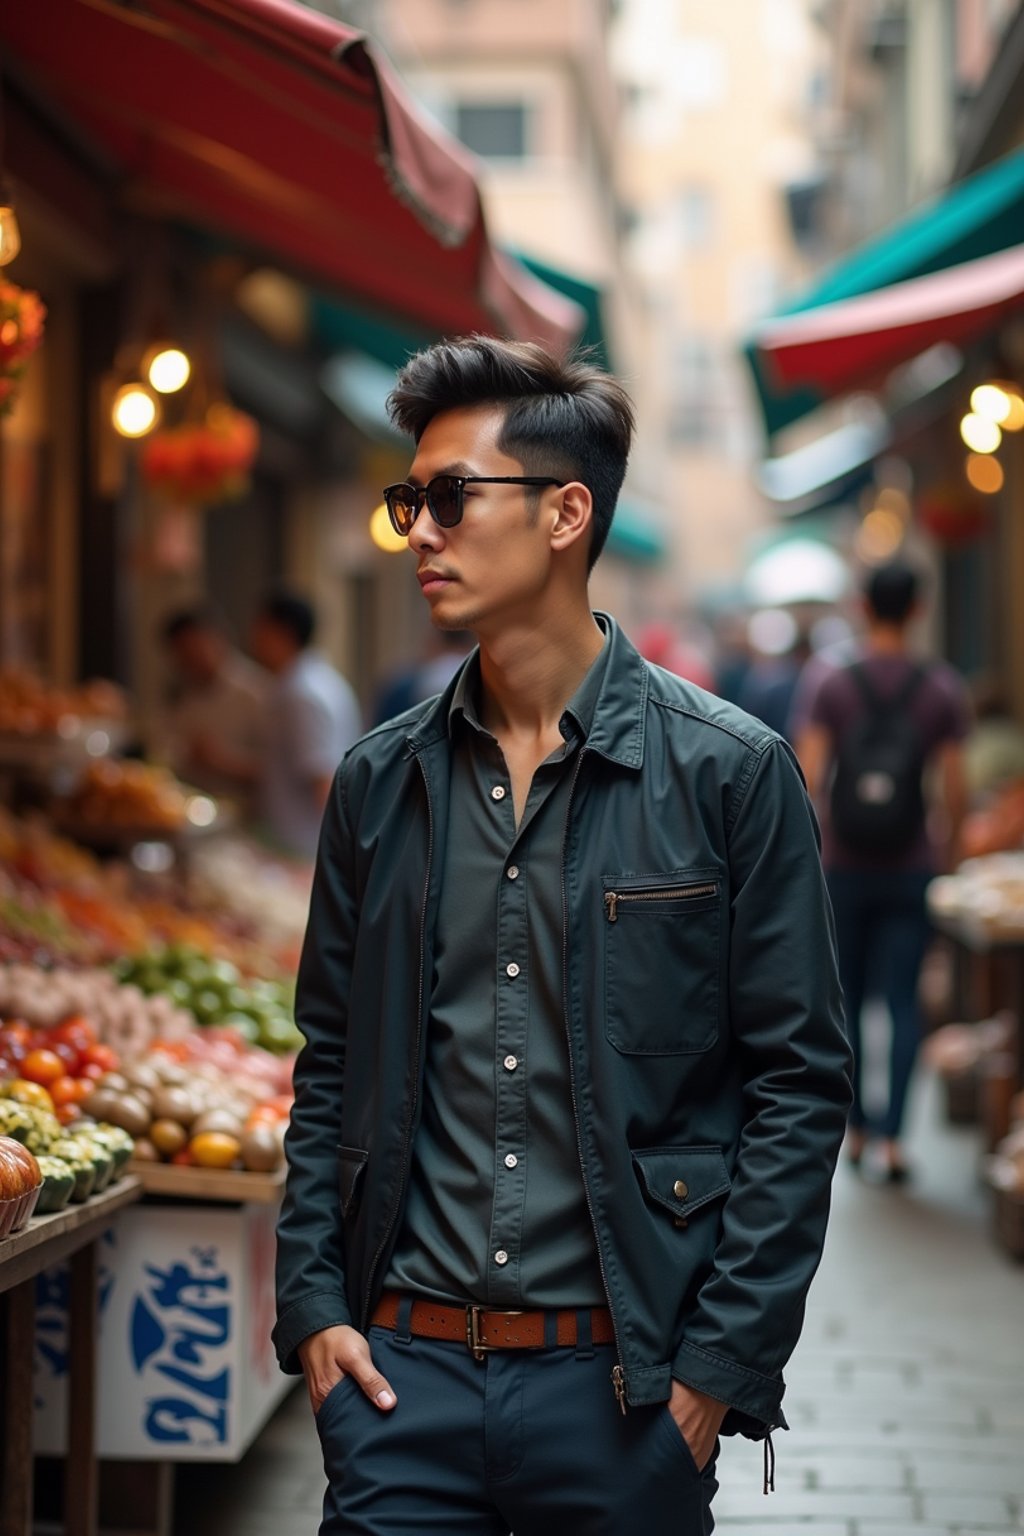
[0,0,584,353]
[745,144,1024,438]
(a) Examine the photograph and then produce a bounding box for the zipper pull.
[611,1364,627,1414]
[604,892,619,924]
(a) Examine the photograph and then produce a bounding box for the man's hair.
[387,335,635,570]
[863,559,923,624]
[162,604,224,645]
[259,588,316,649]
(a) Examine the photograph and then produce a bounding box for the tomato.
[171,1147,195,1166]
[49,1075,89,1108]
[46,1040,82,1076]
[55,1102,84,1126]
[79,1062,106,1082]
[21,1048,67,1086]
[49,1014,98,1051]
[0,1021,32,1049]
[80,1043,120,1074]
[244,1106,279,1130]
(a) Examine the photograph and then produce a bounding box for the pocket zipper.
[604,882,718,923]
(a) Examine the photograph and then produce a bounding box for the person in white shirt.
[250,589,362,859]
[160,606,266,808]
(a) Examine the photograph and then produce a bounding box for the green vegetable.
[35,1156,75,1214]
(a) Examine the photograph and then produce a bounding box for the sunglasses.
[382,474,567,537]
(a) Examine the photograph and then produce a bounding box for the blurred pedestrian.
[275,335,851,1534]
[372,627,474,725]
[634,620,715,690]
[158,604,265,807]
[250,589,362,859]
[796,559,970,1181]
[737,610,810,743]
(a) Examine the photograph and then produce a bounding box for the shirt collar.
[447,622,612,746]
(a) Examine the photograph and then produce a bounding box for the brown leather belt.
[370,1291,615,1360]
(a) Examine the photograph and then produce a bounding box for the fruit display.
[53,759,204,835]
[114,946,302,1054]
[85,1044,290,1174]
[0,669,126,737]
[0,966,194,1061]
[928,853,1024,941]
[0,1133,43,1237]
[0,809,301,977]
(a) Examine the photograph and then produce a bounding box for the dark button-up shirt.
[384,636,610,1307]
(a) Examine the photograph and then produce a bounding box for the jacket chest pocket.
[602,870,722,1054]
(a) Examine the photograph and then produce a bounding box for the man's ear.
[549,482,593,555]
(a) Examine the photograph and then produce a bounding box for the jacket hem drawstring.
[762,1431,776,1495]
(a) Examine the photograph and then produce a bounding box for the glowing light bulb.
[369,502,407,554]
[970,384,1012,423]
[965,454,1004,495]
[0,201,21,266]
[112,382,159,438]
[1001,391,1024,432]
[960,413,1001,454]
[147,346,191,394]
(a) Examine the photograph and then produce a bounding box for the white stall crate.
[34,1195,293,1460]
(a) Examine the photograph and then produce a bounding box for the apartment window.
[669,338,718,446]
[454,102,530,160]
[678,185,715,249]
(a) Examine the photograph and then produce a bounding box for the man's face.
[170,626,222,686]
[405,405,566,636]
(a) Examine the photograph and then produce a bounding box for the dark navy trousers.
[315,1325,718,1535]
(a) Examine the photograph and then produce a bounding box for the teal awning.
[515,253,610,369]
[606,501,665,564]
[745,144,1024,439]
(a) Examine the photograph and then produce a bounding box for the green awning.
[745,144,1024,439]
[515,253,610,369]
[606,501,666,564]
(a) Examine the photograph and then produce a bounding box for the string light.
[0,178,21,267]
[112,382,160,438]
[965,454,1004,495]
[369,502,407,554]
[145,345,191,394]
[960,412,1001,454]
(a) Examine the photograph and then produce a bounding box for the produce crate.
[33,1195,293,1460]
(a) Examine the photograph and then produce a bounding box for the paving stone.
[919,1493,1018,1524]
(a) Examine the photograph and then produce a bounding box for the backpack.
[828,661,930,854]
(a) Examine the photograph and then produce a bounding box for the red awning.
[0,0,583,352]
[752,242,1024,395]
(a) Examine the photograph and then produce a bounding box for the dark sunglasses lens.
[426,476,462,527]
[386,486,417,534]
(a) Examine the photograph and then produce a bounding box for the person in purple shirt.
[796,560,970,1181]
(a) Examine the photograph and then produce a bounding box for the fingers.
[298,1325,396,1414]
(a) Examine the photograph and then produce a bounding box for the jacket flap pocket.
[631,1146,731,1220]
[337,1145,369,1216]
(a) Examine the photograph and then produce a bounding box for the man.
[797,559,969,1182]
[250,589,362,860]
[159,605,265,806]
[274,337,851,1534]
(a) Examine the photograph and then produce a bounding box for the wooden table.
[0,1177,143,1536]
[929,909,1024,1084]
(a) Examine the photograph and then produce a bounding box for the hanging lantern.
[140,403,259,505]
[0,278,45,415]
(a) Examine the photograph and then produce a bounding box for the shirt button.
[491,785,506,801]
[494,1249,509,1266]
[505,962,521,978]
[504,1153,519,1169]
[507,865,520,880]
[503,1054,518,1072]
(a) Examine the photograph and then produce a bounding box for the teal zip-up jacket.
[273,616,852,1439]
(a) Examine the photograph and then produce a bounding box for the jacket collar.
[404,612,648,771]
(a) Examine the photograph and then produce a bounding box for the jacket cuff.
[273,1291,354,1375]
[672,1339,784,1433]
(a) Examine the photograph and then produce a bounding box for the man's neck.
[866,622,909,656]
[475,603,604,739]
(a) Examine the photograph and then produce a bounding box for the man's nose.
[408,504,443,554]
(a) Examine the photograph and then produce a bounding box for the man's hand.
[665,1380,728,1471]
[297,1325,397,1416]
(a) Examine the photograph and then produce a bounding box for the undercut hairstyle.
[259,588,317,649]
[387,335,635,570]
[864,559,923,624]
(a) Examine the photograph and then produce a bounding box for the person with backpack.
[796,559,970,1182]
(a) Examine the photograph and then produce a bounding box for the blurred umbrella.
[743,538,850,607]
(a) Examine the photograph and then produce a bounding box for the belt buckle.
[465,1305,525,1362]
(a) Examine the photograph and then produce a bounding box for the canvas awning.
[745,145,1024,438]
[0,0,584,352]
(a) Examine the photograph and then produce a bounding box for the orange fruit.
[189,1131,242,1170]
[21,1049,66,1087]
[2,1077,55,1111]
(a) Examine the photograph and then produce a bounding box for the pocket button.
[673,1179,689,1199]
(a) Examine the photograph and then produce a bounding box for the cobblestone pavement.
[175,1068,1024,1535]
